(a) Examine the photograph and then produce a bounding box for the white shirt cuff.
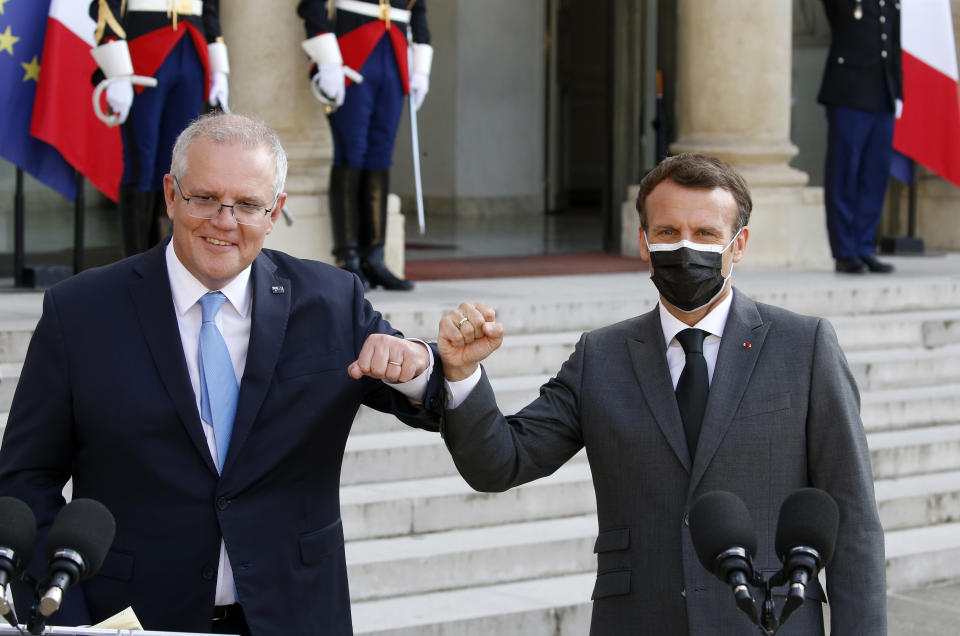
[383,339,433,404]
[445,366,482,409]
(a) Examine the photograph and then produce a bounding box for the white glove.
[895,98,903,119]
[409,71,429,111]
[105,79,134,125]
[314,63,346,107]
[209,70,229,109]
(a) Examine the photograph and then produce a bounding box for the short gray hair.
[170,112,288,199]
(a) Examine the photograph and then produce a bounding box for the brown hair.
[635,153,752,235]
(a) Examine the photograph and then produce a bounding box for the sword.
[410,95,425,235]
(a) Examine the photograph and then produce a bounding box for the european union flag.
[0,0,77,199]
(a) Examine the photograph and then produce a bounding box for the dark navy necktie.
[198,292,238,472]
[675,328,709,460]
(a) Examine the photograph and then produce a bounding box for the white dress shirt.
[658,289,734,388]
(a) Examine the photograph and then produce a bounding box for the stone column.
[661,0,830,268]
[219,0,405,273]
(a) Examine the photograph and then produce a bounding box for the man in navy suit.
[0,113,445,635]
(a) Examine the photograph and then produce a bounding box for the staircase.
[1,255,960,634]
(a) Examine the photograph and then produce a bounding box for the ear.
[264,192,287,235]
[162,174,177,221]
[731,226,749,263]
[638,228,650,262]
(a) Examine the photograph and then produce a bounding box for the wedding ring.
[388,360,403,367]
[456,316,470,328]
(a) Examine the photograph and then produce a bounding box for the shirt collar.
[165,241,253,318]
[658,288,734,348]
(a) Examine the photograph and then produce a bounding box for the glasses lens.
[233,204,266,226]
[187,198,221,219]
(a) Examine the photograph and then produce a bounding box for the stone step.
[885,521,960,590]
[847,345,960,391]
[351,572,594,636]
[875,470,960,531]
[351,375,547,436]
[341,462,595,541]
[341,427,588,486]
[856,384,960,433]
[0,361,20,422]
[830,308,960,352]
[346,514,598,602]
[869,423,960,479]
[370,271,960,340]
[347,523,960,635]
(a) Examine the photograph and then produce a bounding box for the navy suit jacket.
[0,242,445,634]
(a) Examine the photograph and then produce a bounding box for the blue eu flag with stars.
[0,0,77,199]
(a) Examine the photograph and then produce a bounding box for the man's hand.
[349,335,429,383]
[438,302,504,381]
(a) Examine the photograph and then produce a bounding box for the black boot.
[328,165,370,290]
[358,169,414,291]
[118,186,154,257]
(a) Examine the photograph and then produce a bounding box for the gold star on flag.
[21,54,39,82]
[0,25,18,55]
[0,0,9,16]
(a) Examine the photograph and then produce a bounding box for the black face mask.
[645,233,739,312]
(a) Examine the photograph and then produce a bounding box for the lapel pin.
[742,341,752,349]
[271,285,285,295]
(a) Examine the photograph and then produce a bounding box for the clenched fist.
[438,302,504,381]
[348,334,429,383]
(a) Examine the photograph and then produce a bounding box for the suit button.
[216,496,229,510]
[882,33,888,40]
[881,50,888,58]
[837,56,845,64]
[879,0,885,5]
[202,566,214,580]
[880,15,886,23]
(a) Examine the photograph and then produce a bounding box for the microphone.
[29,499,115,633]
[688,491,761,626]
[0,496,37,627]
[774,488,839,624]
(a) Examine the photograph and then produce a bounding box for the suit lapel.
[688,289,769,494]
[627,308,693,472]
[221,252,291,474]
[129,243,218,474]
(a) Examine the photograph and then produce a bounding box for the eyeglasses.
[173,176,278,226]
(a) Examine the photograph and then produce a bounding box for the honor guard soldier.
[818,0,901,274]
[90,0,230,257]
[298,0,431,291]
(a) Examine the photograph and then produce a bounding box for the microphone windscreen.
[689,491,757,574]
[0,496,37,559]
[775,488,839,566]
[44,499,116,580]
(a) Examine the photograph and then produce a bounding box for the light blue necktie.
[198,292,238,472]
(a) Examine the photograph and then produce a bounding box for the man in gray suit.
[435,154,886,635]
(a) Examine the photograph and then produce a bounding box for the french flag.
[893,0,960,188]
[30,0,122,201]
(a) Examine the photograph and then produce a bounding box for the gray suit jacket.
[442,289,886,635]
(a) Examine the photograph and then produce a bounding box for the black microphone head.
[0,496,37,561]
[44,499,116,580]
[775,488,839,567]
[689,491,758,574]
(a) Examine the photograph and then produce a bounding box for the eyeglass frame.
[173,175,279,226]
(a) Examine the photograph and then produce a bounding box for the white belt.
[335,0,410,24]
[126,0,204,16]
